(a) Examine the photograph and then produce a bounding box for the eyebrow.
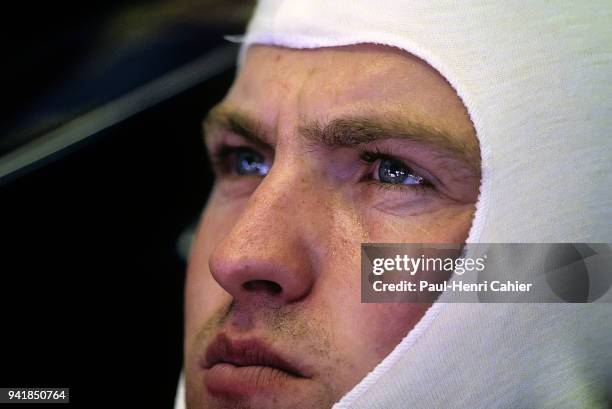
[204,106,268,146]
[204,106,479,169]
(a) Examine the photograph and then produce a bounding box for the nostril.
[242,280,282,295]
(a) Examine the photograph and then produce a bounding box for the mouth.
[201,333,310,397]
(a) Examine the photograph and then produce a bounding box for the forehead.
[222,44,476,148]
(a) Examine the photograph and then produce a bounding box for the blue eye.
[235,148,269,176]
[378,158,423,185]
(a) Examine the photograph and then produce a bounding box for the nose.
[208,172,317,305]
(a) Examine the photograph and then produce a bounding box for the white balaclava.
[176,1,612,408]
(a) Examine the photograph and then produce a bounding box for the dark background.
[0,1,252,407]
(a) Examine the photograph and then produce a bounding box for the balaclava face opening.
[176,1,612,408]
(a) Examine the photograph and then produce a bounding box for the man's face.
[185,44,481,409]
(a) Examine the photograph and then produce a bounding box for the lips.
[201,333,309,397]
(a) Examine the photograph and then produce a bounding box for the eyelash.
[210,145,435,194]
[358,147,435,193]
[210,145,244,174]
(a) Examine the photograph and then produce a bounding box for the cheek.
[364,204,476,242]
[184,198,237,350]
[318,246,429,377]
[309,210,421,364]
[313,204,474,371]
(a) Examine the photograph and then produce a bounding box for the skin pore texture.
[185,44,481,409]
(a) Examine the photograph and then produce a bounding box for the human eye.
[359,150,435,191]
[212,146,270,177]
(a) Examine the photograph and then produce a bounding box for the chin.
[186,374,337,409]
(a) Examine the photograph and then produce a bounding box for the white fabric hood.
[176,1,612,407]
